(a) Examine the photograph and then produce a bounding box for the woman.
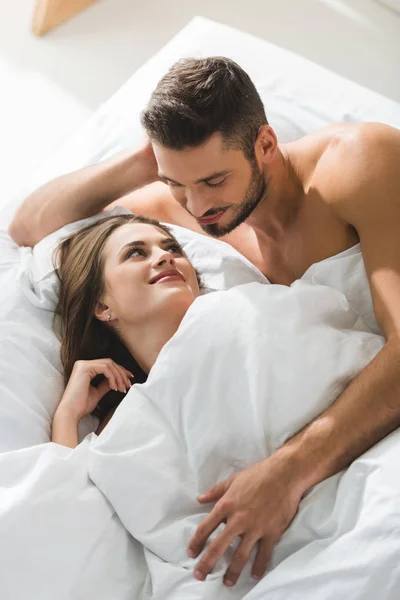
[52,213,202,447]
[51,211,385,591]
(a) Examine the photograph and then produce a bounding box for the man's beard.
[199,162,267,238]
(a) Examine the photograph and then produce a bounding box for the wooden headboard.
[32,0,98,36]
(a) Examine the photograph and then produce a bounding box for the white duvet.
[0,439,149,600]
[86,279,400,600]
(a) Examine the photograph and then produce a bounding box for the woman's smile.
[150,269,185,284]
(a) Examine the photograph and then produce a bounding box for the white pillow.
[0,208,268,452]
[21,207,268,312]
[0,232,63,451]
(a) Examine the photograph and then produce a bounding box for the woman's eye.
[126,247,145,259]
[206,179,226,188]
[167,244,184,255]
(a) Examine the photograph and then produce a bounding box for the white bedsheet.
[88,280,400,599]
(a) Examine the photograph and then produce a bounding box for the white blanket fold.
[89,280,399,599]
[0,439,148,600]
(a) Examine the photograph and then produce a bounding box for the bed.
[1,16,400,600]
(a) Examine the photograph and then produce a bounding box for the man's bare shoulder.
[306,122,400,219]
[296,121,398,169]
[319,121,398,161]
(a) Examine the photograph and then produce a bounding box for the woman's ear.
[255,125,278,164]
[94,300,111,322]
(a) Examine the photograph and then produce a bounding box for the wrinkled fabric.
[89,280,397,599]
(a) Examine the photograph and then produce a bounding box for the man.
[9,57,400,588]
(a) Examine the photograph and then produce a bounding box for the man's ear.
[94,299,110,322]
[255,125,278,163]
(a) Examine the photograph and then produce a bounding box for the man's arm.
[273,123,400,491]
[8,143,161,247]
[297,122,400,481]
[188,122,400,587]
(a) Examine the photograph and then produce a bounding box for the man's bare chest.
[222,220,359,286]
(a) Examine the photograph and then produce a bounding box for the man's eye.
[206,179,226,188]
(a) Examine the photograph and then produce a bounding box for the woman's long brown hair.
[53,214,180,419]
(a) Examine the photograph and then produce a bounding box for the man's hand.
[188,453,303,587]
[135,137,160,186]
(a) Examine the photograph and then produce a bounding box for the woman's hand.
[56,359,134,423]
[188,451,304,587]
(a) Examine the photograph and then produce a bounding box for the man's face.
[153,133,267,237]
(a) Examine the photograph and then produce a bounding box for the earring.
[107,314,111,322]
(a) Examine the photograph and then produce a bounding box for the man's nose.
[185,189,213,218]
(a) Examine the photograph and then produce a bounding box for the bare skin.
[9,120,400,587]
[128,123,361,285]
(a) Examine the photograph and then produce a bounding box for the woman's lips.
[197,210,226,225]
[150,270,185,284]
[155,274,185,284]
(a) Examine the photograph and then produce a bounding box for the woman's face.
[97,222,200,326]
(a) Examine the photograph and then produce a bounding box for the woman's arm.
[51,405,116,448]
[51,358,132,448]
[8,143,160,247]
[51,406,80,449]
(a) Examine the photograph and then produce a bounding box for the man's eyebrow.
[158,169,231,185]
[158,173,181,185]
[118,237,176,256]
[195,170,231,184]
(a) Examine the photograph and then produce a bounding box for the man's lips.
[150,270,185,284]
[197,210,226,225]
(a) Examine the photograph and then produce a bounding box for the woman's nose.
[154,250,176,267]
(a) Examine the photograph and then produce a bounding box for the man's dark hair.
[141,56,268,161]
